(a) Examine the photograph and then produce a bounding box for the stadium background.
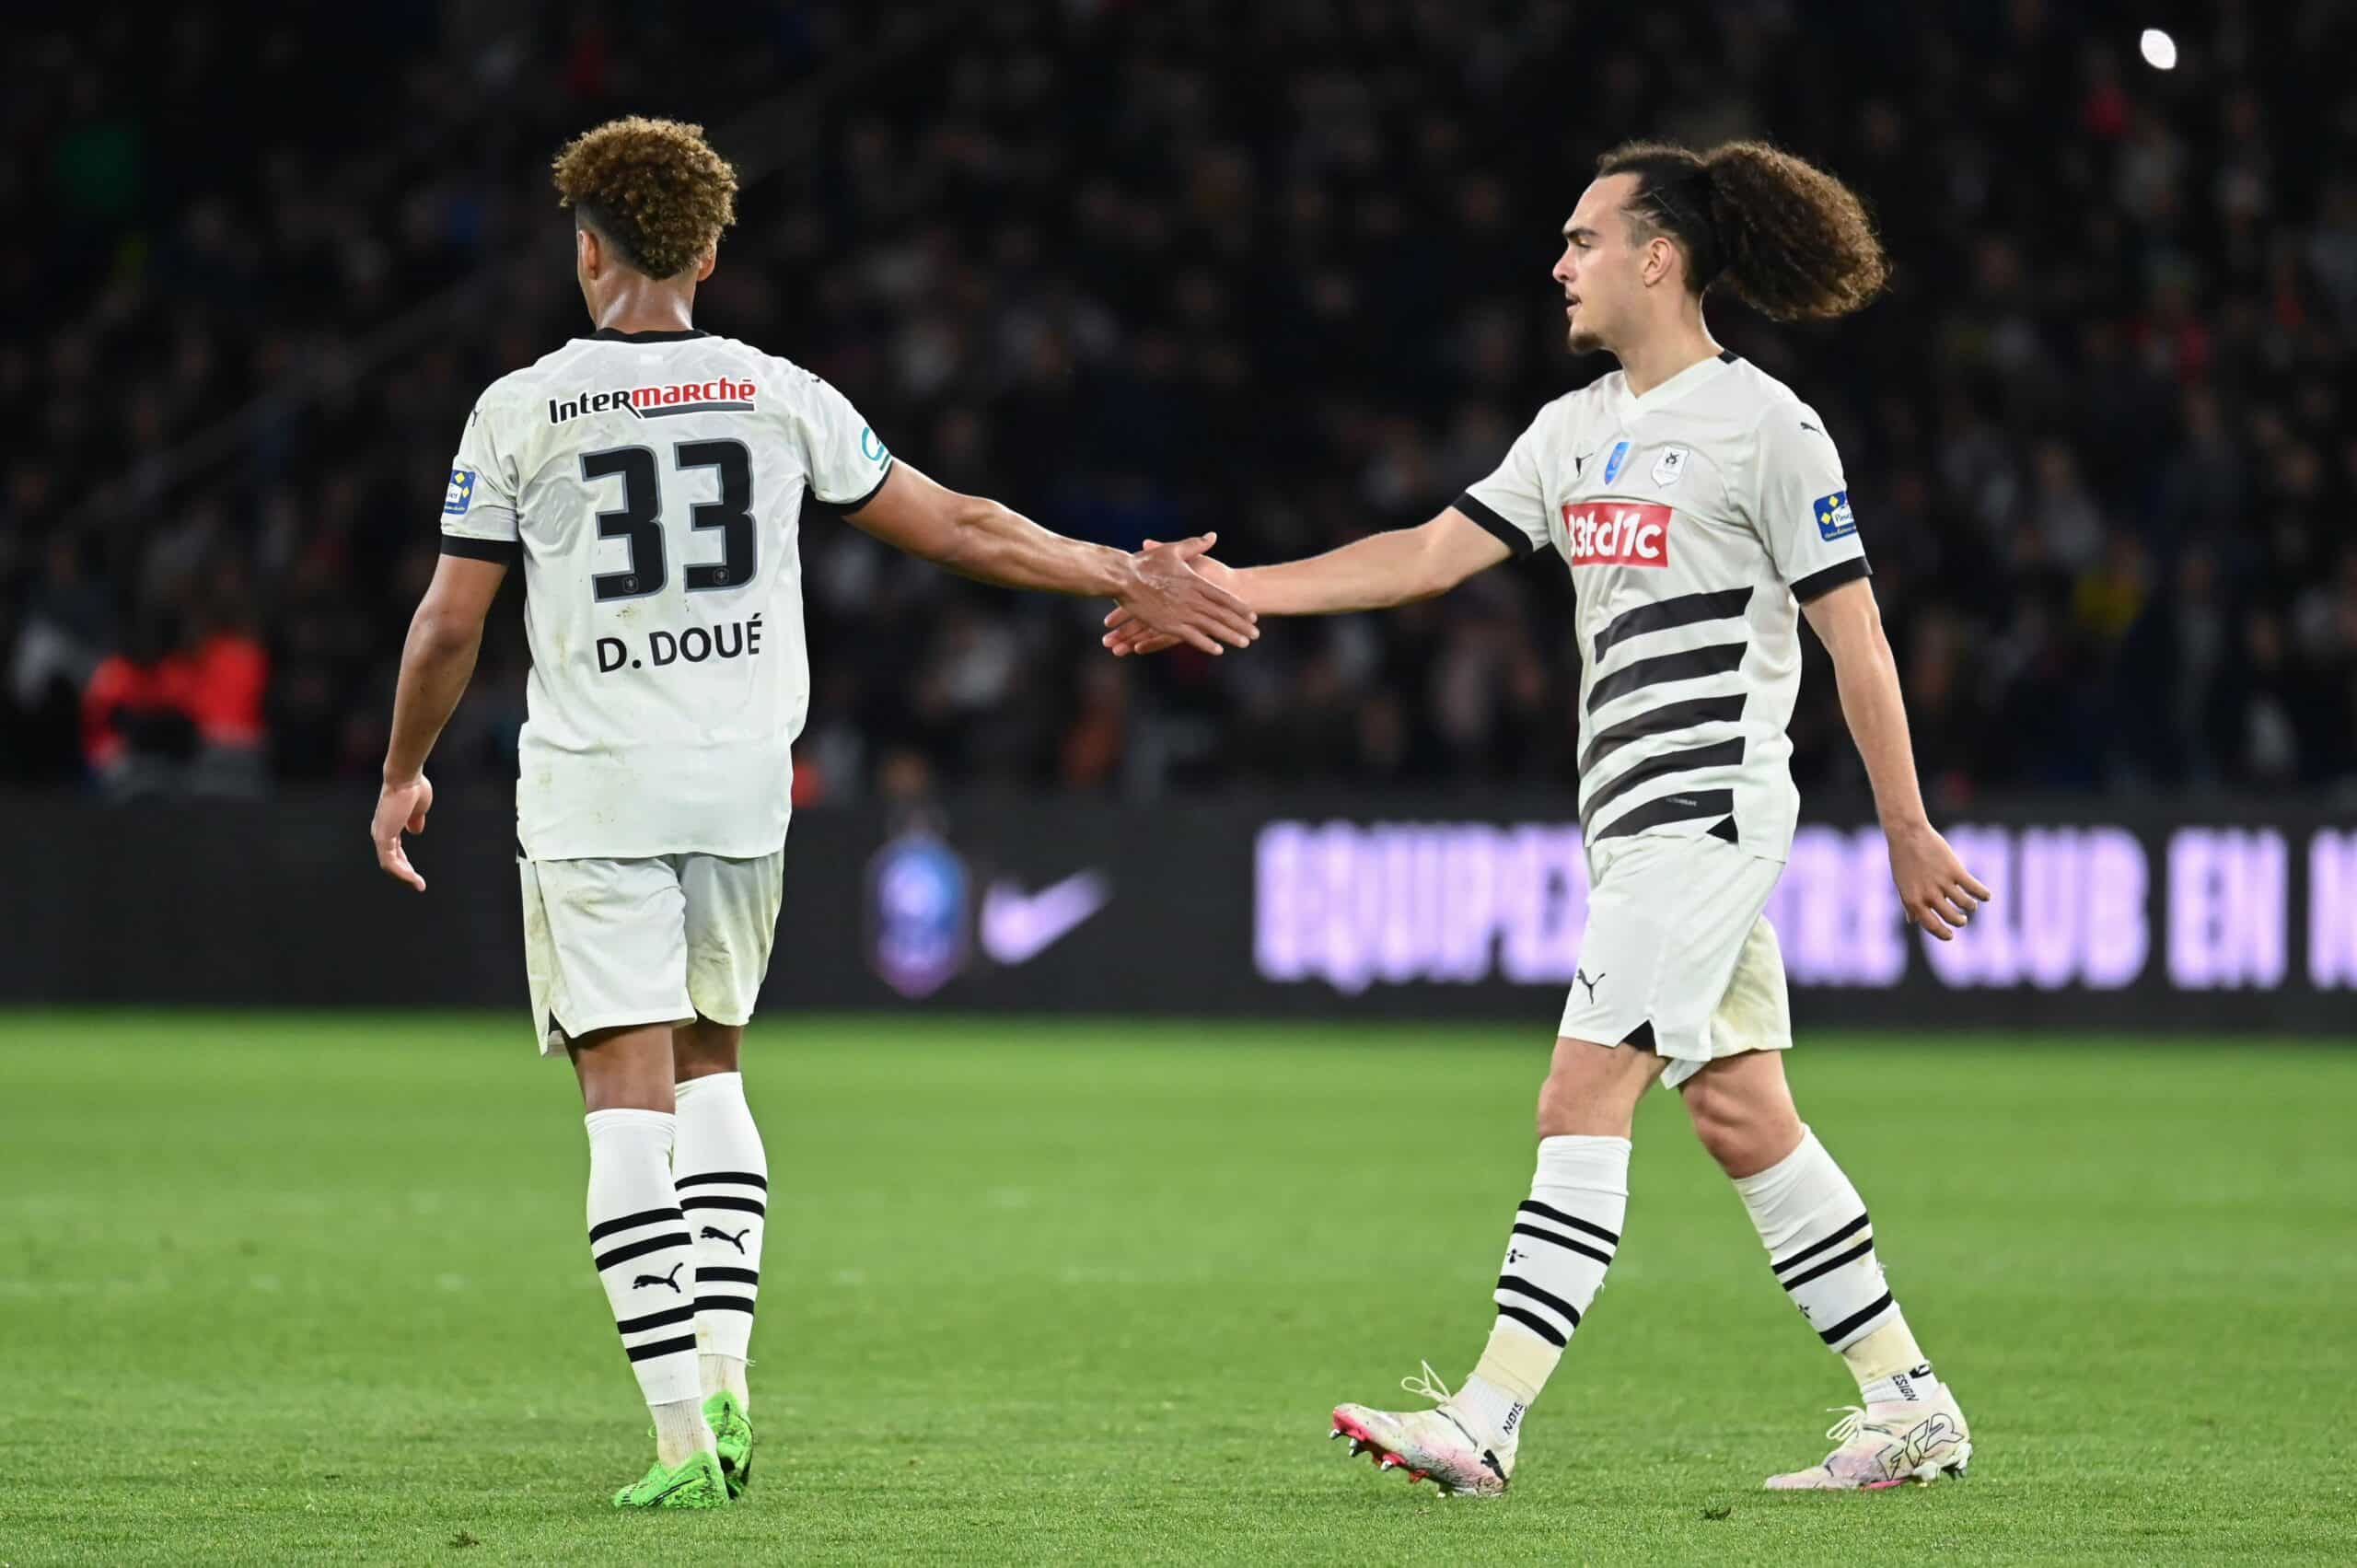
[2,3,2352,1563]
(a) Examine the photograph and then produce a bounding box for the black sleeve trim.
[440,535,521,564]
[1791,554,1872,604]
[1452,492,1539,557]
[822,456,897,515]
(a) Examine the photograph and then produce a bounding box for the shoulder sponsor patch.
[1813,490,1856,540]
[443,469,476,515]
[861,425,889,464]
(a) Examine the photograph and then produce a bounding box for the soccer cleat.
[610,1449,730,1509]
[1763,1387,1972,1491]
[704,1390,755,1498]
[1329,1363,1514,1498]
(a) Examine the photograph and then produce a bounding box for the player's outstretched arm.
[373,553,506,891]
[1099,505,1509,656]
[845,461,1258,656]
[1802,576,1991,940]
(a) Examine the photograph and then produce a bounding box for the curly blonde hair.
[551,117,739,280]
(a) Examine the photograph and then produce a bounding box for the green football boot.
[610,1448,730,1509]
[704,1391,755,1497]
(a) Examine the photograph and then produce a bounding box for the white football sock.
[1460,1134,1631,1445]
[585,1109,707,1440]
[701,1353,751,1405]
[650,1397,714,1469]
[1859,1362,1939,1408]
[674,1071,768,1400]
[1731,1127,1928,1395]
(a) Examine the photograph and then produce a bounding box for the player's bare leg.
[573,1023,727,1507]
[1330,1035,1661,1496]
[1681,1051,1970,1489]
[672,1016,765,1496]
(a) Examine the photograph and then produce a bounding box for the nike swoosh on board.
[980,871,1113,965]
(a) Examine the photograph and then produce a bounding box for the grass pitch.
[1,1014,2351,1565]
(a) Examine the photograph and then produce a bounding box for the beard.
[1566,323,1607,354]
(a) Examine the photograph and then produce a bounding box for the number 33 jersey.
[1454,352,1869,865]
[438,328,892,860]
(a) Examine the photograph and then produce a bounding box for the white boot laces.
[1399,1360,1457,1407]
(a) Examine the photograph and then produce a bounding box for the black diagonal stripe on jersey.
[1580,693,1746,774]
[1590,788,1736,843]
[1817,1290,1896,1346]
[1779,1237,1878,1293]
[1516,1200,1620,1249]
[1580,738,1747,832]
[1509,1222,1613,1268]
[1771,1214,1872,1276]
[1494,1303,1569,1347]
[613,1303,696,1336]
[1495,1273,1583,1329]
[1585,641,1747,713]
[587,1206,684,1244]
[1591,586,1754,663]
[676,1171,770,1191]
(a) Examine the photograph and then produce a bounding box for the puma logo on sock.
[701,1225,752,1254]
[633,1261,685,1294]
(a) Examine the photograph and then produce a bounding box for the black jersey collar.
[588,328,710,343]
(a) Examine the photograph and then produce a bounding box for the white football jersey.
[1457,351,1868,864]
[438,328,893,860]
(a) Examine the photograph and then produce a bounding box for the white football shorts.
[517,850,785,1056]
[1556,832,1792,1088]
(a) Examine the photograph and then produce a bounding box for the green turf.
[2,1015,2351,1565]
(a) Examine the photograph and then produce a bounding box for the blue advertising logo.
[1601,440,1631,485]
[866,829,970,998]
[1813,490,1857,540]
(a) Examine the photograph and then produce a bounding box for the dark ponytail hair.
[1595,139,1889,321]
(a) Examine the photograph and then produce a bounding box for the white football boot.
[1764,1381,1972,1490]
[1329,1363,1514,1498]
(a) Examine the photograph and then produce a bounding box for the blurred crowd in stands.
[5,1,2354,805]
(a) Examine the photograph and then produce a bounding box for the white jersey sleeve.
[439,400,522,559]
[791,371,895,509]
[1746,406,1870,603]
[1453,406,1559,557]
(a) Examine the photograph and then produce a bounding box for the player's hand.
[372,773,435,892]
[1887,820,1990,940]
[1103,539,1242,657]
[1111,534,1257,656]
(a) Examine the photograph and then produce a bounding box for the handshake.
[1101,534,1252,658]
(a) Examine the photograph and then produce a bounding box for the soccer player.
[1106,141,1991,1495]
[371,117,1256,1510]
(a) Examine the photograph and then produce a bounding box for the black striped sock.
[585,1109,701,1407]
[675,1071,768,1369]
[1736,1130,1901,1353]
[1467,1134,1631,1430]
